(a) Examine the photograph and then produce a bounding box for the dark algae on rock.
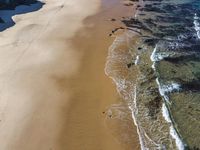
[110,0,200,149]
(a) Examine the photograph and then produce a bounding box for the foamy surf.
[105,0,200,149]
[194,13,200,39]
[135,55,140,65]
[170,127,185,150]
[162,103,171,123]
[162,103,185,150]
[105,34,148,150]
[129,85,147,150]
[150,45,169,62]
[149,42,185,150]
[105,33,174,150]
[156,78,181,102]
[152,56,185,150]
[111,0,200,149]
[150,45,185,150]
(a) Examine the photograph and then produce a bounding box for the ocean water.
[106,0,200,149]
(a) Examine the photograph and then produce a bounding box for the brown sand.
[61,0,140,150]
[0,0,140,150]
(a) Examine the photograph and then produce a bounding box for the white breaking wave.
[130,85,162,150]
[158,81,181,95]
[150,45,170,62]
[156,78,181,103]
[162,103,172,123]
[150,45,160,62]
[129,86,147,150]
[155,77,185,150]
[170,126,185,150]
[162,103,185,150]
[135,55,140,65]
[105,34,150,150]
[194,13,200,39]
[150,44,185,150]
[151,62,156,70]
[106,21,186,149]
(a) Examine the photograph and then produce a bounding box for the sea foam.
[194,13,200,39]
[150,45,170,62]
[162,103,185,150]
[156,78,181,103]
[155,78,184,150]
[162,103,172,123]
[135,55,140,65]
[105,35,149,150]
[170,126,185,150]
[151,45,185,150]
[129,86,147,150]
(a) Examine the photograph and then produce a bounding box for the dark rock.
[127,62,135,68]
[110,18,116,21]
[145,95,162,119]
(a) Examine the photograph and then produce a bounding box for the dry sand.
[0,0,140,149]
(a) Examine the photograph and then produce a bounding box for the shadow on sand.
[0,0,44,31]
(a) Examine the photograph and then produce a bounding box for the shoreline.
[0,0,140,149]
[66,0,140,149]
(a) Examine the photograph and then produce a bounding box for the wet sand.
[61,0,140,149]
[0,0,139,149]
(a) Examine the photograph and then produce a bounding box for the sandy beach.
[0,0,139,149]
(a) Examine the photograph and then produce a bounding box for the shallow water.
[106,0,200,149]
